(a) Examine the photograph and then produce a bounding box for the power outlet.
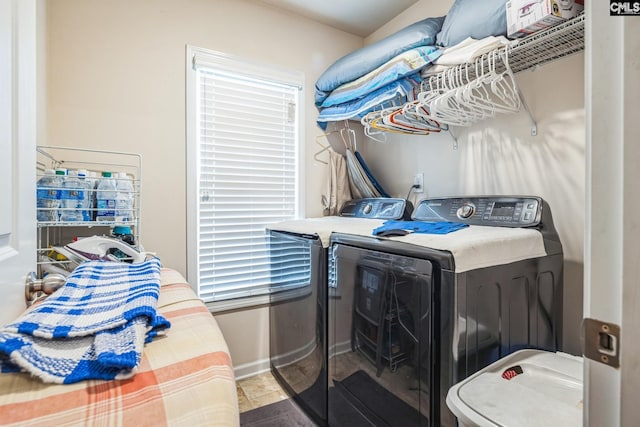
[413,173,424,193]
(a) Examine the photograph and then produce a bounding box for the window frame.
[185,45,306,312]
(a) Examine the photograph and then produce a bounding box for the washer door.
[328,243,433,426]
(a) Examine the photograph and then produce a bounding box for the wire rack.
[509,12,585,73]
[36,146,143,277]
[421,13,585,92]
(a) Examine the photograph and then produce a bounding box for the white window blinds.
[187,47,304,304]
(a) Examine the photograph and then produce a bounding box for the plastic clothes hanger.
[487,50,521,114]
[451,67,484,123]
[434,68,475,126]
[340,121,357,151]
[314,130,343,165]
[498,49,522,112]
[462,57,497,120]
[395,98,448,133]
[313,136,330,165]
[360,110,387,142]
[375,103,429,134]
[404,100,447,131]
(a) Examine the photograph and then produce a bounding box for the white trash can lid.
[446,349,583,427]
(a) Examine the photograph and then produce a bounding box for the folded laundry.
[315,16,445,106]
[317,76,420,129]
[373,220,469,236]
[0,258,170,384]
[320,46,441,108]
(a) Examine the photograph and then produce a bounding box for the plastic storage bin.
[446,349,583,427]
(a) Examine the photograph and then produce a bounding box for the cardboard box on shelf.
[506,0,584,39]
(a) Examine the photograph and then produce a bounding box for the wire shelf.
[509,12,585,73]
[421,14,585,92]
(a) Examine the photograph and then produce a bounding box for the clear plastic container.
[115,172,134,222]
[60,170,83,222]
[76,169,92,221]
[36,169,62,222]
[96,171,117,221]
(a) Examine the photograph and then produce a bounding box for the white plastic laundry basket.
[446,349,583,427]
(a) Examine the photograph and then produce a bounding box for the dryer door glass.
[328,243,432,426]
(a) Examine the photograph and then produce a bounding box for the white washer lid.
[266,217,385,247]
[446,349,583,427]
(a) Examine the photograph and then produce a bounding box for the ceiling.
[255,0,419,37]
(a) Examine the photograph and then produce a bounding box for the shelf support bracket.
[517,87,537,136]
[448,128,459,150]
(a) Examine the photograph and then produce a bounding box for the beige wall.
[366,0,451,44]
[46,0,362,273]
[46,0,362,372]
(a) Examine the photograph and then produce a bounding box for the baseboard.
[331,339,352,356]
[270,337,317,367]
[234,357,272,381]
[235,339,351,381]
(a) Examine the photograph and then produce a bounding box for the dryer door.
[328,243,433,427]
[268,231,327,425]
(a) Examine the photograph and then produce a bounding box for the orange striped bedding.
[0,268,239,426]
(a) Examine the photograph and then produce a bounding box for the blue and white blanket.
[0,258,170,384]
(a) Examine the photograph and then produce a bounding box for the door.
[0,0,37,325]
[585,2,640,426]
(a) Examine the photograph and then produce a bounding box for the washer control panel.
[412,196,543,227]
[340,198,411,220]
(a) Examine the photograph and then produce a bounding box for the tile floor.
[236,371,290,413]
[237,349,421,414]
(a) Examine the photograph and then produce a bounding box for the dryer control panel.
[411,196,543,227]
[340,198,412,220]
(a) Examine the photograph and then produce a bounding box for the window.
[186,46,305,310]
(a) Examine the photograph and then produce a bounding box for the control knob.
[456,203,475,219]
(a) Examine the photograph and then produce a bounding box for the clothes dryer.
[327,196,563,427]
[266,198,411,426]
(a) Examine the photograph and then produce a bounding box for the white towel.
[433,36,511,66]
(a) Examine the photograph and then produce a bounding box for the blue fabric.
[317,75,420,128]
[354,151,390,197]
[373,220,469,235]
[436,0,508,47]
[315,16,445,105]
[0,258,170,384]
[320,46,441,108]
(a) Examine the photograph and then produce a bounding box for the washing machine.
[327,196,564,427]
[267,198,412,426]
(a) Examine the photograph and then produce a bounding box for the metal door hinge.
[583,318,620,368]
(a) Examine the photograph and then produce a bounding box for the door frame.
[584,2,640,425]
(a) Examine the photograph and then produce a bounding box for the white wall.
[362,1,585,355]
[46,0,362,372]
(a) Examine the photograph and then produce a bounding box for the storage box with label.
[506,0,584,39]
